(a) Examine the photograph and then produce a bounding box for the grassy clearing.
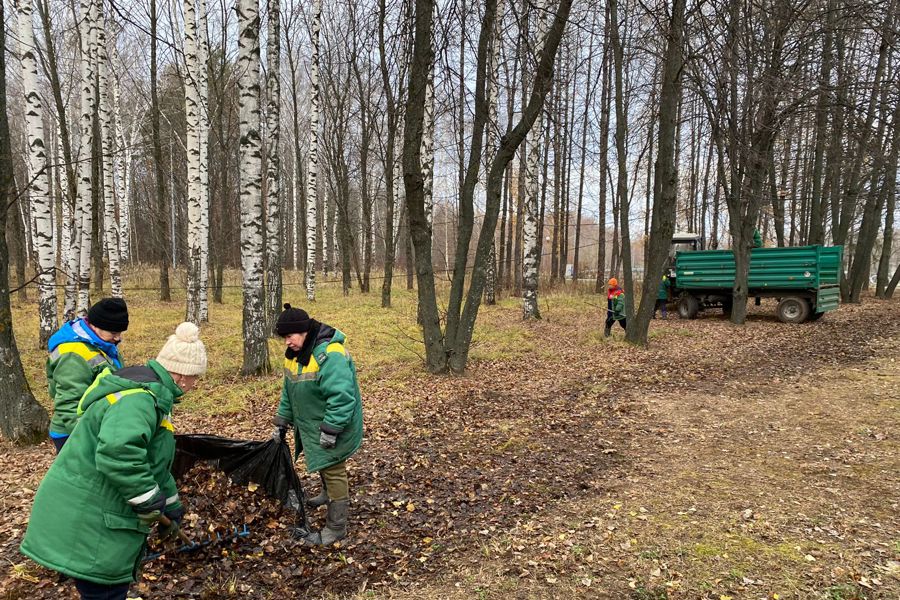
[11,269,632,415]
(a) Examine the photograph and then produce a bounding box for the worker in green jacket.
[21,322,208,600]
[654,275,670,319]
[272,304,363,547]
[605,278,627,337]
[46,298,129,452]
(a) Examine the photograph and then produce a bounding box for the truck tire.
[777,296,810,324]
[678,295,700,319]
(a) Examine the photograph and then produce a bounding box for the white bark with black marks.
[98,25,122,297]
[522,0,549,320]
[265,0,282,326]
[237,0,270,373]
[306,0,321,302]
[17,0,58,344]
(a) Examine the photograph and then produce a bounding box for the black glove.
[133,492,166,527]
[319,430,337,449]
[160,502,185,541]
[273,415,292,441]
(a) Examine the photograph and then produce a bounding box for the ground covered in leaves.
[1,285,898,599]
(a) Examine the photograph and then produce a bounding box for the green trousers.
[320,461,349,502]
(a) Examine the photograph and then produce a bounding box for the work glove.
[159,502,185,541]
[272,415,292,442]
[319,429,337,449]
[133,493,166,528]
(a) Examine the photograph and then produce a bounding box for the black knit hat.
[275,303,312,336]
[87,298,129,332]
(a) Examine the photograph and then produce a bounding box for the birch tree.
[198,0,210,321]
[0,0,49,444]
[265,0,282,325]
[97,24,122,297]
[306,0,322,302]
[521,0,550,320]
[75,0,99,315]
[237,0,270,374]
[483,0,504,306]
[185,0,202,323]
[17,0,58,344]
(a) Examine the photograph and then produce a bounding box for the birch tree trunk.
[237,0,270,374]
[522,0,549,320]
[76,0,99,315]
[185,0,202,323]
[97,25,122,297]
[0,0,49,444]
[111,47,132,264]
[483,0,503,306]
[58,131,78,319]
[265,0,282,327]
[17,0,58,344]
[306,0,321,302]
[197,0,210,321]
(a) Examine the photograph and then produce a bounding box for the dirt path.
[360,306,900,600]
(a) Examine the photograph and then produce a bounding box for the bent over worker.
[272,304,364,547]
[46,298,129,452]
[21,322,207,600]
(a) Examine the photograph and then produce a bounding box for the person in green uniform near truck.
[654,275,670,319]
[272,304,363,547]
[21,322,208,600]
[46,298,129,453]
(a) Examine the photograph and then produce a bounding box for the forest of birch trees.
[2,0,899,371]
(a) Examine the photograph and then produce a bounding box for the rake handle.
[158,513,195,546]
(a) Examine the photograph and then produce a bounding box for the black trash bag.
[173,434,309,530]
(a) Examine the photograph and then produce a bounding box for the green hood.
[79,360,181,417]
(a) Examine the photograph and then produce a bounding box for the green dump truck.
[670,245,843,323]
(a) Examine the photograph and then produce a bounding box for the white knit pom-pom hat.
[156,322,208,376]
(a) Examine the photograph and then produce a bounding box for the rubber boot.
[306,474,328,509]
[604,324,612,338]
[301,499,349,546]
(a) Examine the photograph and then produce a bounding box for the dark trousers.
[74,579,130,600]
[51,436,67,454]
[654,299,667,318]
[605,316,626,332]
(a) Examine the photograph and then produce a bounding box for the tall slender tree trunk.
[237,0,271,375]
[185,0,202,322]
[151,0,171,301]
[610,0,633,319]
[198,0,210,320]
[0,0,49,444]
[265,0,282,326]
[875,111,899,297]
[306,0,321,302]
[626,0,686,345]
[595,15,611,293]
[97,24,122,298]
[17,0,58,344]
[522,0,550,319]
[76,0,99,315]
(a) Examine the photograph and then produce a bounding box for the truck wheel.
[678,295,700,319]
[777,296,810,323]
